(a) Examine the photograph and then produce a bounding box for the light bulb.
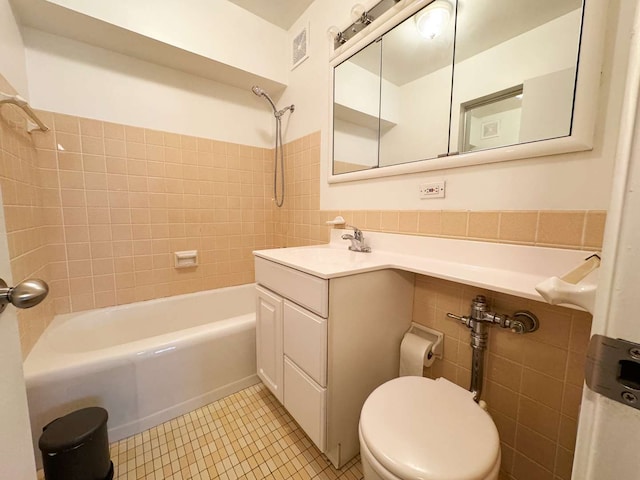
[327,25,341,40]
[415,0,452,39]
[351,4,366,23]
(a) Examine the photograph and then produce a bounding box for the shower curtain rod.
[0,91,49,133]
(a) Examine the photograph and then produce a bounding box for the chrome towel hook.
[0,278,49,314]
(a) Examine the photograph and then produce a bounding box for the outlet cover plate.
[419,181,446,199]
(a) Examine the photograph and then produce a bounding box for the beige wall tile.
[54,113,79,134]
[537,211,585,247]
[518,396,560,441]
[522,339,568,381]
[418,211,442,235]
[569,312,592,354]
[521,368,564,411]
[515,425,557,471]
[527,307,572,349]
[380,211,399,231]
[512,452,554,480]
[441,211,468,237]
[468,211,499,239]
[499,211,537,243]
[562,383,583,419]
[555,446,574,480]
[103,122,125,140]
[558,415,578,451]
[486,353,522,391]
[583,211,606,248]
[79,118,103,137]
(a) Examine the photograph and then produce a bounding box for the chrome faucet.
[341,225,371,253]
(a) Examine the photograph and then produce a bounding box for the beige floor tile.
[38,384,362,480]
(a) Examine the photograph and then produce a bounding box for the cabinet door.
[256,285,284,403]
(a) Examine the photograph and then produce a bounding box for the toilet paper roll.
[399,332,434,377]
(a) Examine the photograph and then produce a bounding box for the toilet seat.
[359,376,501,480]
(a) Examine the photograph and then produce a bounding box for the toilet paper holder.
[407,323,443,360]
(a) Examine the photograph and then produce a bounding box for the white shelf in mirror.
[334,103,397,131]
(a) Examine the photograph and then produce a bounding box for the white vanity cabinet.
[254,256,414,468]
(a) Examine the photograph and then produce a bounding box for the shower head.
[251,85,278,114]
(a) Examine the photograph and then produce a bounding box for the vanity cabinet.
[254,256,414,468]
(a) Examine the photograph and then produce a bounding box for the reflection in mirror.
[379,1,455,166]
[451,0,583,153]
[461,86,523,152]
[333,41,382,174]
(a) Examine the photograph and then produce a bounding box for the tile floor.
[38,383,363,480]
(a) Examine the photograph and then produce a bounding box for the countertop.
[254,230,599,308]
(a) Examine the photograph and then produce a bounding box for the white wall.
[284,0,630,211]
[23,28,275,147]
[379,66,451,166]
[520,68,576,143]
[334,119,378,168]
[41,0,288,85]
[0,0,29,97]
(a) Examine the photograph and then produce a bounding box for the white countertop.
[254,230,599,308]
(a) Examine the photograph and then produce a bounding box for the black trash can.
[38,407,113,480]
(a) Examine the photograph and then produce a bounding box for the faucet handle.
[340,225,371,252]
[344,224,363,240]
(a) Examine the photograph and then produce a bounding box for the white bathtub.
[24,284,258,460]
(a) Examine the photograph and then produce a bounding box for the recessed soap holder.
[408,323,444,360]
[175,250,198,269]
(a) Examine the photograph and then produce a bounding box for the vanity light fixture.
[414,0,452,39]
[327,0,403,49]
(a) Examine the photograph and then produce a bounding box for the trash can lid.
[39,407,109,453]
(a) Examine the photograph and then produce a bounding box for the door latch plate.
[585,334,640,410]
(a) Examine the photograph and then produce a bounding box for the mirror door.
[333,41,382,175]
[450,0,583,154]
[379,2,455,167]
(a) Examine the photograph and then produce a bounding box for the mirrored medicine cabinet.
[329,0,606,183]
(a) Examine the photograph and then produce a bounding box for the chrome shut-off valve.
[447,295,539,335]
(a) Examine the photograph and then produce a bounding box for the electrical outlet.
[419,181,446,199]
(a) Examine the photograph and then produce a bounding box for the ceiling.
[347,0,582,86]
[227,0,314,29]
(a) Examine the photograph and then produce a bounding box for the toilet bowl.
[359,376,501,480]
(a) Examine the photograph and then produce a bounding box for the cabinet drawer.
[284,301,327,387]
[284,357,326,452]
[255,257,328,318]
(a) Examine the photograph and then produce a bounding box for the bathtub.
[24,284,259,461]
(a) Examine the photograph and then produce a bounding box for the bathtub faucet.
[341,225,371,253]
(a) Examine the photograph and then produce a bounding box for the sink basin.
[280,247,371,265]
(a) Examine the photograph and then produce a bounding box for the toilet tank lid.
[360,377,500,480]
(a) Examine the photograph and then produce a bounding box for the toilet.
[359,376,501,480]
